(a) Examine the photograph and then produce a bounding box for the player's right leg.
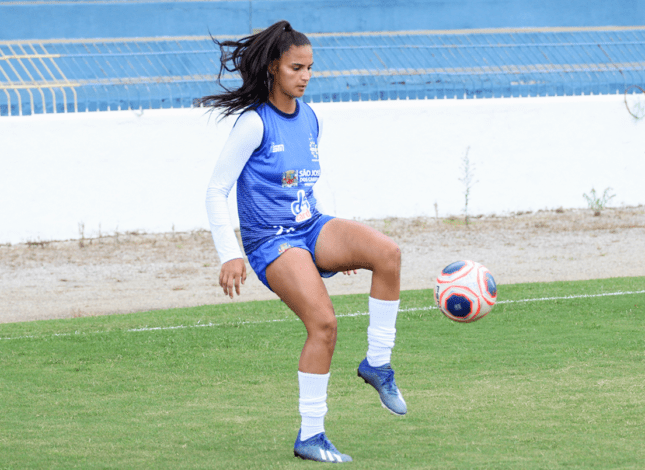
[265,247,352,463]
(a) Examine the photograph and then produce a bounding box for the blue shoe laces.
[377,366,398,393]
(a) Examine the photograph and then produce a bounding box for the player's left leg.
[314,218,407,415]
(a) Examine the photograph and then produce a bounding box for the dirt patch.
[1,207,644,324]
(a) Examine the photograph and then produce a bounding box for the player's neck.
[268,93,297,115]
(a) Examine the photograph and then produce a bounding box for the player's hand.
[342,270,358,275]
[219,258,247,299]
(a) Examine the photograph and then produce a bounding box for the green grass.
[1,276,644,469]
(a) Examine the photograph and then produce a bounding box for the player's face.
[270,45,313,101]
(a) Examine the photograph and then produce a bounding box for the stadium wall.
[2,0,644,40]
[1,95,643,245]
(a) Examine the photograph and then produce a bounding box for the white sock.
[366,297,400,367]
[298,371,329,441]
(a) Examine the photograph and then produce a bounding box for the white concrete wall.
[1,94,643,245]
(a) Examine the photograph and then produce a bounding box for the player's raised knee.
[380,239,401,274]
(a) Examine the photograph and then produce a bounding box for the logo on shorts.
[278,242,292,254]
[282,170,298,188]
[291,189,312,223]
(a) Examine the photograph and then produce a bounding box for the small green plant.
[78,221,85,248]
[583,187,616,216]
[459,146,477,225]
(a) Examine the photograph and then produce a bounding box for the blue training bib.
[236,100,322,254]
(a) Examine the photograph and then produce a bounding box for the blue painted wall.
[254,0,645,33]
[2,0,644,40]
[0,2,249,40]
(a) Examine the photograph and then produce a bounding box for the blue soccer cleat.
[294,429,353,463]
[357,358,407,416]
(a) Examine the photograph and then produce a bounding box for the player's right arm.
[206,110,263,298]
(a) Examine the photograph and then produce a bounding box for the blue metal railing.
[2,28,644,116]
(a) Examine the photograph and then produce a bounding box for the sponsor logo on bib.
[272,143,285,153]
[309,134,319,162]
[282,170,298,188]
[291,190,312,223]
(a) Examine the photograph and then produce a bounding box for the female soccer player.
[199,20,406,463]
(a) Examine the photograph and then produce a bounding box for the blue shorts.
[246,215,337,291]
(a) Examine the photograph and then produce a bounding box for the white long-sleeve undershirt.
[205,108,324,265]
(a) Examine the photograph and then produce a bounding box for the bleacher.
[1,1,644,116]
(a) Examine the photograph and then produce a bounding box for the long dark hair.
[195,20,311,118]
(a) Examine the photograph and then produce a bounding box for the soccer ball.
[434,260,497,323]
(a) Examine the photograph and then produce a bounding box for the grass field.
[1,276,644,469]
